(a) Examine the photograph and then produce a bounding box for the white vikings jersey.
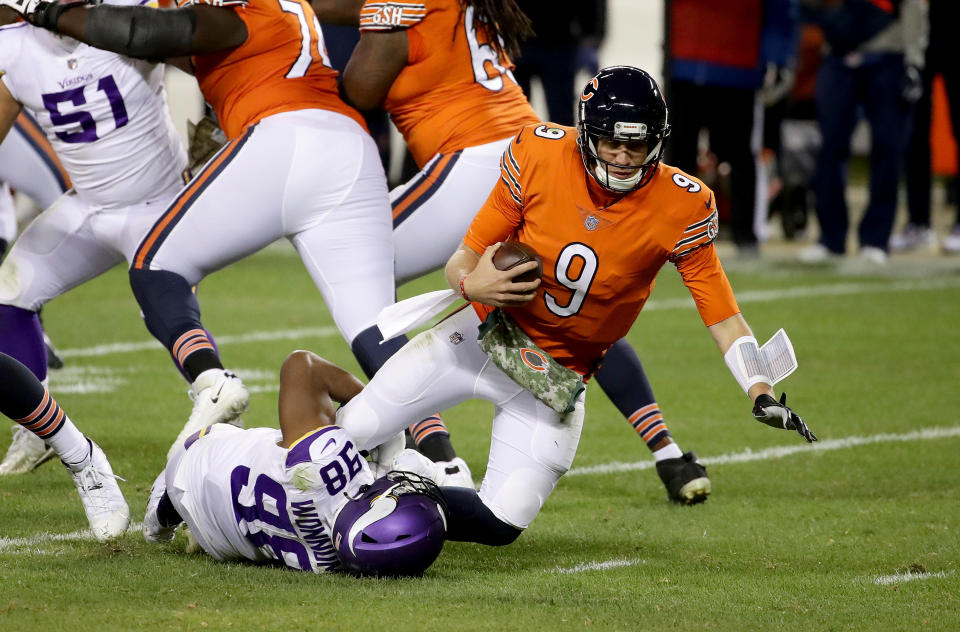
[0,12,186,209]
[167,424,374,573]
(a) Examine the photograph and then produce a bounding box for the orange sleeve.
[673,243,740,326]
[462,137,526,254]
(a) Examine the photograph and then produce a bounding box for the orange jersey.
[358,0,538,167]
[464,123,741,376]
[180,0,365,139]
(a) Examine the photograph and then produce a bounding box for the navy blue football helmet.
[332,471,447,577]
[577,65,671,192]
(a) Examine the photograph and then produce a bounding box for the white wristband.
[724,335,772,395]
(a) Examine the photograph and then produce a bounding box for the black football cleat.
[44,332,65,370]
[656,451,711,505]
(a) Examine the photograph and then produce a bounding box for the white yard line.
[873,571,953,586]
[555,558,643,574]
[58,278,960,359]
[0,522,142,553]
[567,426,960,476]
[60,327,340,359]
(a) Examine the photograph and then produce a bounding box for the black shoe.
[655,451,711,505]
[44,332,65,370]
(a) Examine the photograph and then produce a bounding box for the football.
[492,241,542,283]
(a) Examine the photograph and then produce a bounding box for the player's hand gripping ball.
[492,241,542,283]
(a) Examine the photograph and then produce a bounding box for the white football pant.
[392,137,511,285]
[138,109,395,343]
[338,306,586,529]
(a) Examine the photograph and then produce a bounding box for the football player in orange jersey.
[2,0,416,452]
[312,0,714,503]
[330,66,816,546]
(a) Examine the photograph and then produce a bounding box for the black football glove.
[0,0,89,30]
[752,392,817,443]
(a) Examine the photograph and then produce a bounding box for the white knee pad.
[0,257,35,309]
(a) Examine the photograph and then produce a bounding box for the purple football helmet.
[332,471,447,577]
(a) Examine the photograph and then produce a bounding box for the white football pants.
[0,182,181,310]
[136,109,395,343]
[392,137,511,285]
[338,306,586,529]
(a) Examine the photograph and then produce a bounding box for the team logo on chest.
[520,348,548,372]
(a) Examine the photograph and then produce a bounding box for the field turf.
[1,243,958,631]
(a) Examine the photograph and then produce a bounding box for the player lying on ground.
[334,66,817,546]
[0,352,129,540]
[143,350,451,576]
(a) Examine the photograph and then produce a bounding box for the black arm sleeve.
[84,5,198,60]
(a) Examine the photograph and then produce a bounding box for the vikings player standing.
[0,2,189,473]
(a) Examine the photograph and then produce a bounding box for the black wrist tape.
[32,0,86,30]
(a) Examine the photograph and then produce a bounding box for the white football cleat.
[67,440,130,542]
[0,425,55,475]
[168,369,249,460]
[435,457,474,489]
[142,470,178,543]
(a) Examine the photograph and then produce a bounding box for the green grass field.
[2,244,958,631]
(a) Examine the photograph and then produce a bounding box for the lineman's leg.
[129,124,282,381]
[393,140,508,285]
[0,193,130,473]
[391,139,508,473]
[279,110,400,379]
[129,125,288,444]
[0,351,89,467]
[0,111,71,210]
[0,352,129,539]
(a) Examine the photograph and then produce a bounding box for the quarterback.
[313,0,713,503]
[333,67,817,545]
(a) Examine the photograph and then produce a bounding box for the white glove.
[390,448,442,483]
[365,431,406,478]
